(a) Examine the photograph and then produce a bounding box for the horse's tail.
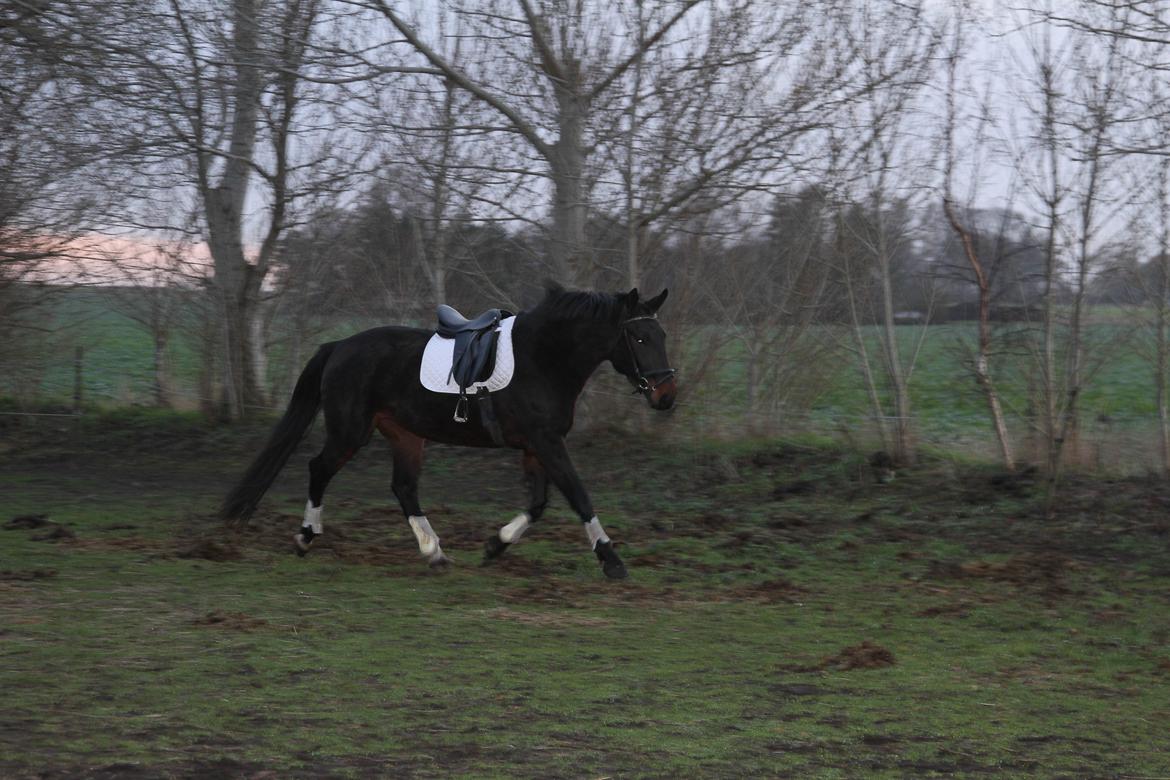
[220,342,335,524]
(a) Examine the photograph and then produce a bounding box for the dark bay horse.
[220,286,677,579]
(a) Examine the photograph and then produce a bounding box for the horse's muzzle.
[649,376,677,410]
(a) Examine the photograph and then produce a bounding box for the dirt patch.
[68,536,167,554]
[819,641,896,671]
[727,577,808,604]
[0,568,57,581]
[771,480,817,500]
[494,568,701,610]
[3,513,80,543]
[481,606,612,628]
[916,601,971,618]
[4,513,50,530]
[770,683,831,696]
[928,551,1078,598]
[176,538,244,562]
[39,758,281,779]
[34,525,77,542]
[192,610,268,631]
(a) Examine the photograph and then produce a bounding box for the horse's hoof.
[594,540,629,580]
[602,560,629,580]
[428,552,452,568]
[482,534,510,563]
[293,533,313,557]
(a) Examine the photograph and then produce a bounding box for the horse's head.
[610,288,677,410]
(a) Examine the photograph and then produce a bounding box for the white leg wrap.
[303,501,323,534]
[584,516,610,550]
[409,515,442,559]
[499,512,531,544]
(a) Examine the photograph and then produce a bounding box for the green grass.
[2,417,1169,777]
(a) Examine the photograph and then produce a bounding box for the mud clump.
[0,568,57,581]
[192,610,267,631]
[32,525,76,542]
[771,480,817,501]
[730,578,808,604]
[177,539,244,562]
[4,514,50,530]
[5,514,77,542]
[820,640,896,671]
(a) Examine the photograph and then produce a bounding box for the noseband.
[622,314,677,395]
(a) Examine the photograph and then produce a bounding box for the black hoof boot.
[594,540,629,580]
[482,534,510,564]
[293,526,317,557]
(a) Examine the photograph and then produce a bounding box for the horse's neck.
[533,316,619,389]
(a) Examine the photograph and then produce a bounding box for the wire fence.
[5,356,1165,478]
[4,305,1168,476]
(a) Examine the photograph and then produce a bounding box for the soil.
[819,641,897,671]
[192,610,269,631]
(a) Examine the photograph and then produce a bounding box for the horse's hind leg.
[295,409,369,555]
[378,418,449,567]
[484,450,547,561]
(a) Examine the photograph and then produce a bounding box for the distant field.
[5,287,1165,469]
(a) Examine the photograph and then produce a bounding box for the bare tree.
[1006,1,1138,500]
[1150,156,1170,476]
[46,0,364,418]
[941,9,1015,469]
[829,5,944,464]
[371,1,933,290]
[0,2,124,367]
[711,190,842,433]
[103,226,207,408]
[369,1,707,284]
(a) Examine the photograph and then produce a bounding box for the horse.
[220,286,677,579]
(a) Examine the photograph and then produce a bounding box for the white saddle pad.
[419,316,516,394]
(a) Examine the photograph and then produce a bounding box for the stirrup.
[453,394,470,423]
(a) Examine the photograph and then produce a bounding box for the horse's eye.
[636,338,645,344]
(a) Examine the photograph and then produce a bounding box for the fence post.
[73,346,84,415]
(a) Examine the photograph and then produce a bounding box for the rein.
[622,314,677,395]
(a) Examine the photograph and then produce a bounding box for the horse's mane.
[528,285,623,323]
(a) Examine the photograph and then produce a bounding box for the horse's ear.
[624,288,640,310]
[646,288,668,312]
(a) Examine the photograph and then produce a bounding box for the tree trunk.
[1159,286,1170,478]
[153,331,169,408]
[550,77,587,285]
[876,215,914,464]
[1159,161,1170,478]
[943,199,1015,470]
[207,216,265,417]
[203,0,266,419]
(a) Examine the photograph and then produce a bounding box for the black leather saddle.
[437,305,504,337]
[435,304,512,398]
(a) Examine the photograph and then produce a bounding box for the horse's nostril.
[650,379,677,410]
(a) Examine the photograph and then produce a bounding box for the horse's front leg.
[381,421,450,567]
[528,435,628,580]
[484,450,548,562]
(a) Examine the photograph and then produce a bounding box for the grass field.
[2,413,1169,777]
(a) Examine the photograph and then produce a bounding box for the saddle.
[434,304,513,426]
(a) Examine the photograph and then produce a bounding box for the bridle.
[622,314,677,395]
